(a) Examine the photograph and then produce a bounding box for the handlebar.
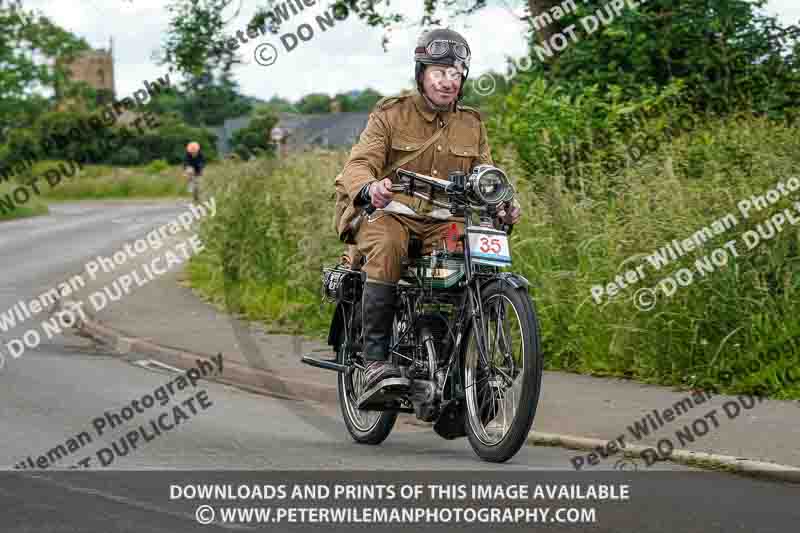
[361,169,515,234]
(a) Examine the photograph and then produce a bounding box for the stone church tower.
[57,38,116,107]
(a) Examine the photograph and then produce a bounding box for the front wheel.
[462,280,543,462]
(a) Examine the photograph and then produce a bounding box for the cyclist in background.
[184,141,205,203]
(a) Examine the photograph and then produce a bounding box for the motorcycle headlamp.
[467,165,513,206]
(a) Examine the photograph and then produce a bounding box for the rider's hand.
[369,178,394,209]
[497,203,521,225]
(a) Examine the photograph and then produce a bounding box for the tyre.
[337,302,397,444]
[462,280,543,462]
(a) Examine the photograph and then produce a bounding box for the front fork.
[468,282,493,371]
[461,211,493,372]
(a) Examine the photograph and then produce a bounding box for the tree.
[535,0,799,113]
[158,1,252,126]
[229,109,278,159]
[351,89,383,112]
[293,89,384,114]
[322,1,562,43]
[458,77,508,113]
[297,93,332,114]
[158,0,243,88]
[183,76,252,126]
[491,1,800,192]
[249,1,565,56]
[0,0,89,134]
[332,92,355,112]
[258,96,299,114]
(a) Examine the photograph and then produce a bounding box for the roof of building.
[284,112,369,147]
[213,111,371,154]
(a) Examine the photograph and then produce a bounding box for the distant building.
[56,39,116,108]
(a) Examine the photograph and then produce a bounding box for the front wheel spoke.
[490,302,502,363]
[479,393,491,419]
[497,310,515,370]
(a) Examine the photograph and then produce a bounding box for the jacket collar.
[413,92,454,123]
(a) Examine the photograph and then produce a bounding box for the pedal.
[356,377,412,411]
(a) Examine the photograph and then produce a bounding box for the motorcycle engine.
[416,312,452,365]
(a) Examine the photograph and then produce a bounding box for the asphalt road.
[0,202,795,532]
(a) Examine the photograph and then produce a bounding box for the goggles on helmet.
[417,39,471,63]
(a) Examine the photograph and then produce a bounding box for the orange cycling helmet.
[187,142,200,154]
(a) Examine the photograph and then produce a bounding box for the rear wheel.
[463,281,543,462]
[337,302,397,444]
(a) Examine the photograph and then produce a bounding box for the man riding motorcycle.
[335,28,521,394]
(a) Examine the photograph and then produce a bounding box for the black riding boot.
[361,282,402,390]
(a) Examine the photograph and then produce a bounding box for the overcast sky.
[25,0,800,103]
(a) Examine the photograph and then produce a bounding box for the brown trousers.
[349,212,463,284]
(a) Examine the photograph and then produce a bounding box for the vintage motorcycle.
[303,165,543,463]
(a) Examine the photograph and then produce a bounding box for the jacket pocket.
[391,132,426,152]
[449,144,480,174]
[449,144,480,157]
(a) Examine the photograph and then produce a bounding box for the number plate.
[467,226,512,266]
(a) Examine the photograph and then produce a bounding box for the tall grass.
[189,118,800,399]
[187,150,347,334]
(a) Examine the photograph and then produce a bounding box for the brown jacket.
[334,93,493,242]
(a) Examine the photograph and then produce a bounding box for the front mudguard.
[482,272,531,291]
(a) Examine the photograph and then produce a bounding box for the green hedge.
[0,110,217,177]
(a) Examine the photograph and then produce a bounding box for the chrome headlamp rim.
[467,165,514,206]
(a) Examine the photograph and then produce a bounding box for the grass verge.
[36,160,190,200]
[0,181,49,221]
